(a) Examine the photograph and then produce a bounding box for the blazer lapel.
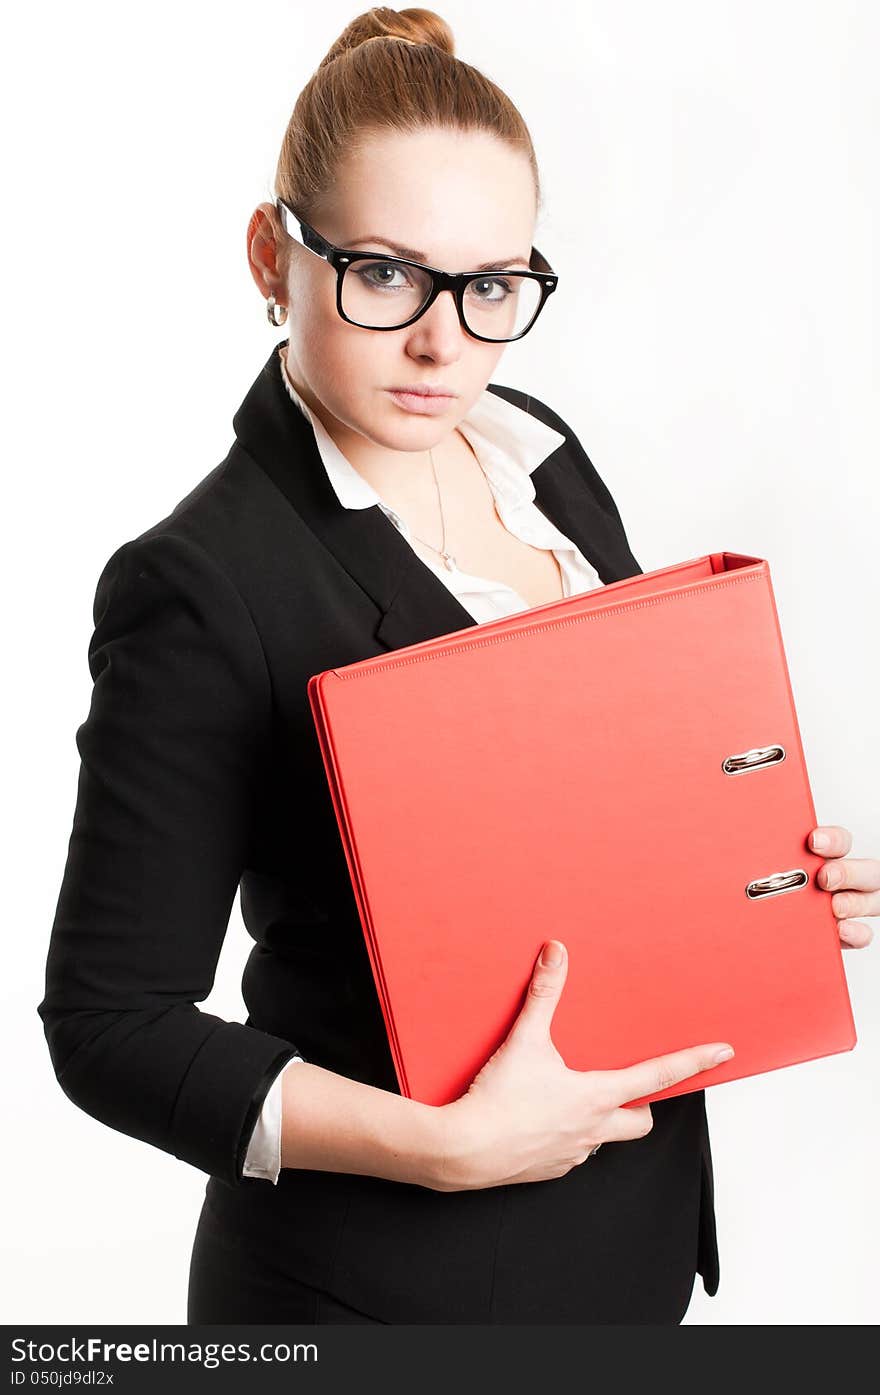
[232,342,641,654]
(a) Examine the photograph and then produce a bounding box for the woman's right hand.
[432,939,735,1193]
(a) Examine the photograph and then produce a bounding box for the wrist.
[430,1099,489,1193]
[408,1099,460,1191]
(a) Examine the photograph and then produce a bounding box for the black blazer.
[39,341,720,1323]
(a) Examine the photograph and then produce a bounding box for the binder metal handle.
[723,744,786,775]
[746,869,809,900]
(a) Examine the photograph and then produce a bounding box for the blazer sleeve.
[37,530,302,1187]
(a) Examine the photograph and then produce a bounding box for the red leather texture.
[307,551,857,1109]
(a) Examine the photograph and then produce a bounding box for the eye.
[466,276,515,303]
[355,260,413,290]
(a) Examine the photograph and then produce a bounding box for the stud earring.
[266,294,288,327]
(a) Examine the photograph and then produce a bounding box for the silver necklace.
[406,447,458,571]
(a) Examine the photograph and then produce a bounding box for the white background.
[3,0,877,1325]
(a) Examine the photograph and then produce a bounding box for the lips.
[388,387,455,397]
[386,389,456,415]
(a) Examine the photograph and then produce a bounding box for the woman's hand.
[810,825,878,949]
[433,941,734,1193]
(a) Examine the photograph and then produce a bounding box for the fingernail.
[812,832,830,851]
[713,1047,735,1063]
[541,941,563,967]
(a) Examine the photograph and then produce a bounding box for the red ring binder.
[308,550,857,1108]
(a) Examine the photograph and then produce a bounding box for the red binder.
[307,551,857,1109]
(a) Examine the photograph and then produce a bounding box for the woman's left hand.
[810,825,878,949]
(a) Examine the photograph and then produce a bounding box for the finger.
[513,940,569,1044]
[810,826,853,857]
[830,889,880,921]
[591,1042,735,1110]
[838,920,875,949]
[819,857,880,893]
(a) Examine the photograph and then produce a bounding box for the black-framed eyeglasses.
[275,196,558,343]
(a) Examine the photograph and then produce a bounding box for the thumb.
[512,940,568,1044]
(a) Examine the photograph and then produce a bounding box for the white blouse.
[242,345,606,1183]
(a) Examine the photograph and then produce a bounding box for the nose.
[405,288,466,358]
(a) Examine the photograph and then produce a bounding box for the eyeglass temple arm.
[275,198,332,261]
[529,245,554,275]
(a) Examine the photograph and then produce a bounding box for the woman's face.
[250,126,538,458]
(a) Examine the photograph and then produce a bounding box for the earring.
[266,294,288,327]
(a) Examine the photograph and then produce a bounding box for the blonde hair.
[273,6,541,266]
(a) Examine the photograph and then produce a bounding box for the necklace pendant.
[441,551,457,571]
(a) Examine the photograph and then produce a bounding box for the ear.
[246,202,286,300]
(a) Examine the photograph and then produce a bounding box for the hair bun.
[274,3,540,243]
[321,7,455,67]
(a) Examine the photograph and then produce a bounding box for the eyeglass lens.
[340,258,543,339]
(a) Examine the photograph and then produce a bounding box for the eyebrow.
[347,235,531,272]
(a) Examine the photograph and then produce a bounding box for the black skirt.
[187,1198,385,1323]
[186,1089,716,1325]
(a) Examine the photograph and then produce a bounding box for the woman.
[38,7,876,1325]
